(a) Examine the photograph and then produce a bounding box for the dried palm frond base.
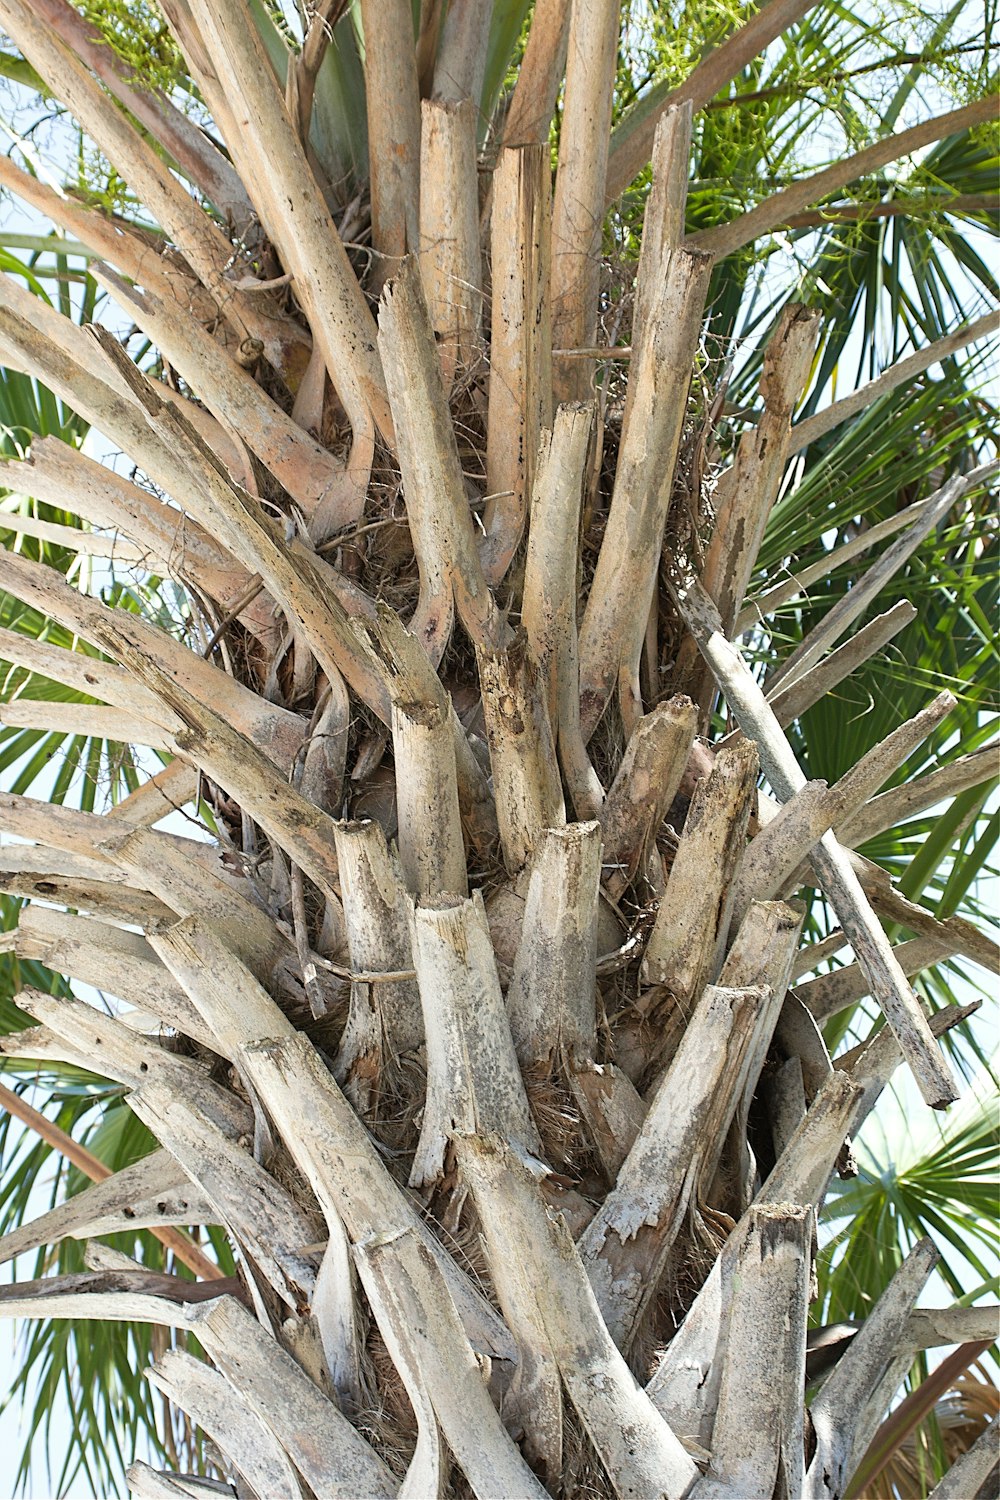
[0,3,997,1498]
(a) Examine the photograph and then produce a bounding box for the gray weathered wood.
[805,1238,939,1500]
[145,1348,304,1500]
[506,822,601,1064]
[409,892,541,1186]
[187,1295,396,1498]
[693,1204,812,1500]
[457,1134,698,1500]
[927,1422,1000,1500]
[600,695,697,896]
[579,983,773,1349]
[643,738,758,1000]
[647,1071,861,1447]
[671,568,959,1108]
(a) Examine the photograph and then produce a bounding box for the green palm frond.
[819,1087,999,1323]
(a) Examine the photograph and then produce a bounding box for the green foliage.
[77,0,185,96]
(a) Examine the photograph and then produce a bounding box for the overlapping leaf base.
[0,1,996,1497]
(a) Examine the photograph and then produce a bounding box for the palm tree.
[0,1,996,1496]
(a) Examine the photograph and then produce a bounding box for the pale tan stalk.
[774,993,833,1104]
[360,0,421,282]
[777,691,959,884]
[762,602,917,728]
[0,547,305,771]
[419,98,483,384]
[0,289,270,609]
[408,892,541,1188]
[10,988,252,1136]
[737,511,932,630]
[152,919,516,1361]
[647,1071,862,1447]
[354,1229,549,1499]
[567,1063,648,1180]
[356,603,499,855]
[787,313,1000,455]
[85,336,393,723]
[852,864,998,975]
[375,265,459,663]
[433,0,492,102]
[0,867,172,930]
[1,700,173,750]
[0,1273,203,1331]
[0,1146,214,1268]
[478,634,566,873]
[630,104,693,356]
[0,1091,218,1281]
[550,0,621,401]
[0,509,146,564]
[131,997,328,1308]
[728,781,831,929]
[692,97,996,261]
[642,739,759,1000]
[0,843,129,889]
[521,403,601,814]
[671,568,959,1108]
[144,1351,301,1500]
[500,0,571,146]
[456,1135,699,1500]
[0,794,228,879]
[483,143,553,581]
[599,695,697,896]
[128,1086,319,1320]
[0,0,302,373]
[764,1054,808,1157]
[31,0,252,229]
[845,1002,979,1140]
[99,827,290,983]
[839,740,999,847]
[94,659,342,905]
[506,822,601,1064]
[105,760,198,825]
[186,1297,396,1500]
[703,305,820,637]
[605,0,817,203]
[93,268,358,540]
[695,1205,811,1500]
[11,908,213,1049]
[712,900,804,1221]
[577,248,713,738]
[186,0,391,441]
[392,698,467,898]
[734,690,957,918]
[0,630,162,720]
[0,155,218,323]
[332,820,422,1092]
[156,0,260,226]
[2,442,275,644]
[806,1240,939,1500]
[378,260,504,652]
[579,983,774,1349]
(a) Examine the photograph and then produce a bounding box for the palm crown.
[0,1,996,1496]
